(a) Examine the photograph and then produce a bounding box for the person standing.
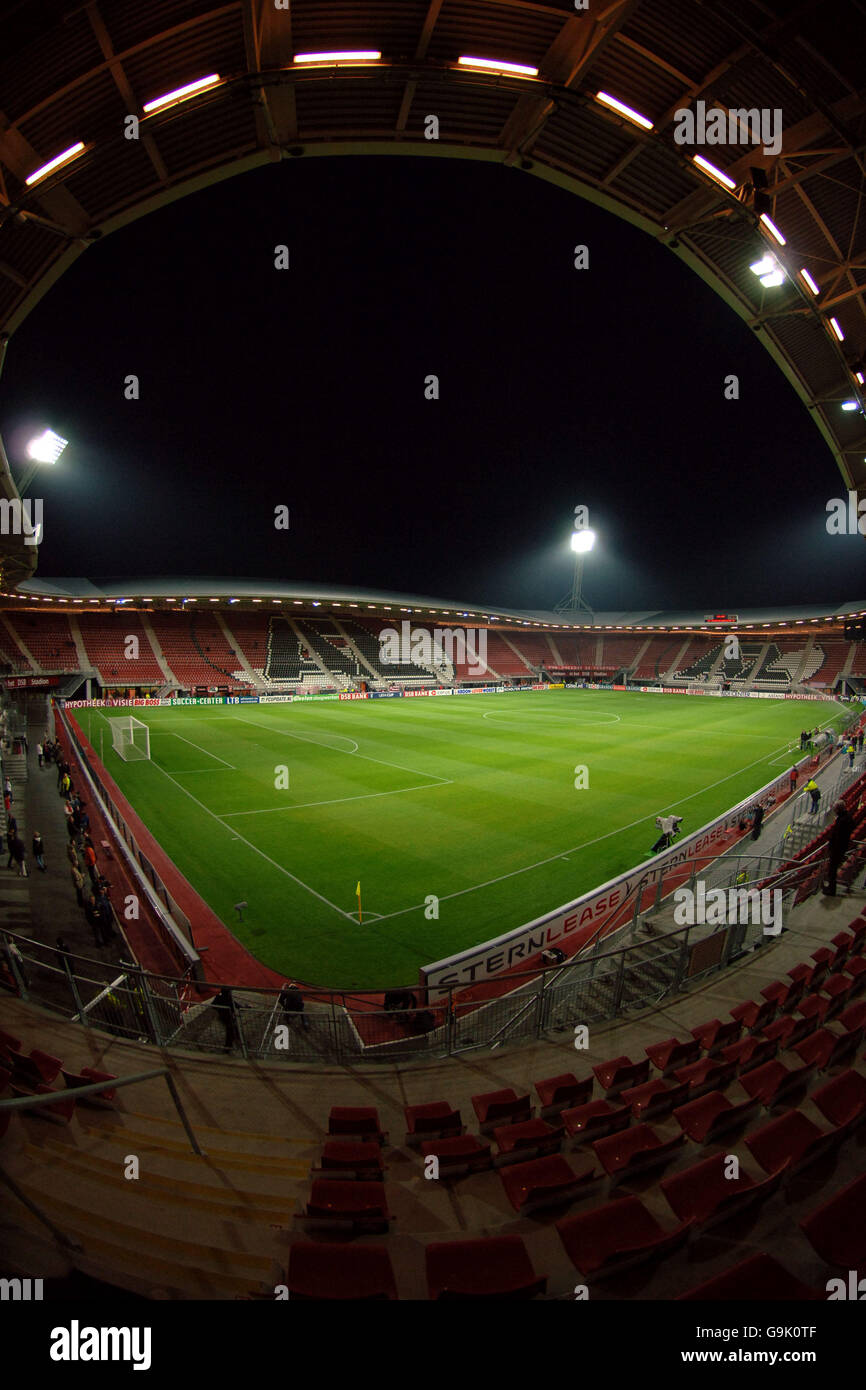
[36,741,44,768]
[823,800,854,896]
[71,861,85,907]
[212,987,239,1052]
[858,729,864,754]
[789,766,798,795]
[32,831,46,872]
[847,742,856,769]
[10,834,27,877]
[279,981,310,1033]
[751,803,765,840]
[805,778,821,814]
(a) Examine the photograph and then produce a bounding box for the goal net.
[108,716,150,762]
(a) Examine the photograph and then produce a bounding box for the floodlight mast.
[555,526,596,617]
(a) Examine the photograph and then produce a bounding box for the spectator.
[858,730,864,754]
[805,778,821,814]
[279,981,310,1032]
[10,834,27,877]
[789,766,798,794]
[847,742,856,769]
[5,828,15,870]
[66,840,78,869]
[212,987,239,1052]
[36,741,44,768]
[751,803,765,840]
[71,862,85,907]
[823,800,854,897]
[32,831,46,872]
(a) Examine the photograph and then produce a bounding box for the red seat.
[561,1099,630,1142]
[795,993,828,1028]
[493,1118,563,1161]
[793,1026,863,1072]
[720,1035,777,1073]
[811,1069,866,1129]
[644,1037,701,1076]
[11,1082,75,1124]
[12,1048,63,1086]
[745,1111,843,1177]
[620,1078,689,1122]
[305,1179,390,1226]
[760,978,804,1011]
[661,1152,785,1227]
[557,1196,691,1277]
[426,1236,546,1299]
[60,1068,117,1108]
[0,1029,21,1054]
[790,960,828,990]
[812,944,845,973]
[844,955,866,993]
[822,973,855,1016]
[677,1253,820,1301]
[673,1091,759,1143]
[327,1107,386,1142]
[761,1013,813,1049]
[730,999,776,1033]
[592,1055,650,1097]
[592,1123,684,1182]
[471,1088,532,1132]
[287,1242,397,1300]
[403,1101,463,1143]
[319,1140,384,1178]
[421,1135,492,1175]
[499,1154,596,1214]
[800,1174,866,1266]
[739,1059,816,1108]
[534,1073,592,1116]
[673,1056,736,1098]
[838,1001,866,1033]
[690,1018,742,1054]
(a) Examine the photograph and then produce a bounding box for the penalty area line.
[221,780,453,817]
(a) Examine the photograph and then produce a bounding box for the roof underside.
[4,574,865,630]
[0,0,865,582]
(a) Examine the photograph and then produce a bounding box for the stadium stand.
[632,636,683,681]
[808,640,852,689]
[6,612,79,671]
[77,611,164,686]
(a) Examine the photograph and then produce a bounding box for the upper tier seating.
[77,612,163,685]
[6,613,79,671]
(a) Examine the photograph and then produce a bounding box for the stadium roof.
[0,0,864,523]
[3,575,864,631]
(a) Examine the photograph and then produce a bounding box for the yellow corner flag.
[356,881,362,924]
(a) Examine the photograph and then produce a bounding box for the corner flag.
[356,881,362,924]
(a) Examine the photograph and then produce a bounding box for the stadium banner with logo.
[339,692,369,701]
[169,696,228,706]
[259,694,293,703]
[421,760,801,999]
[60,698,163,708]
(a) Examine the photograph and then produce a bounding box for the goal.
[108,716,150,762]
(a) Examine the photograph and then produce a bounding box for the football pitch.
[77,691,846,989]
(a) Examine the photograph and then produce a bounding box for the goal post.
[108,715,151,762]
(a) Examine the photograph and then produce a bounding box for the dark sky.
[2,154,863,611]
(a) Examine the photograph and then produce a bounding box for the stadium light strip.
[828,317,845,342]
[293,51,382,65]
[25,142,85,186]
[691,154,736,190]
[759,213,786,245]
[457,56,539,77]
[593,92,653,131]
[143,75,222,113]
[799,268,820,295]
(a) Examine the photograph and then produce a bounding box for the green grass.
[78,691,846,989]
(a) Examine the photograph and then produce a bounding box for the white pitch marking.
[91,712,352,921]
[159,730,235,768]
[222,780,453,817]
[221,714,451,785]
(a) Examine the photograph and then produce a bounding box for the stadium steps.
[332,617,382,682]
[498,630,538,675]
[66,614,93,672]
[0,612,39,672]
[744,642,771,689]
[138,613,176,686]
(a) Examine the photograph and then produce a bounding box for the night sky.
[2,154,863,611]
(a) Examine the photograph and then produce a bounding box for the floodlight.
[749,255,775,277]
[25,142,85,186]
[692,155,736,190]
[799,268,820,295]
[828,317,845,342]
[759,269,786,288]
[294,51,381,65]
[457,55,538,77]
[593,92,653,131]
[571,528,596,553]
[759,213,786,245]
[143,75,221,114]
[26,429,68,464]
[841,400,859,412]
